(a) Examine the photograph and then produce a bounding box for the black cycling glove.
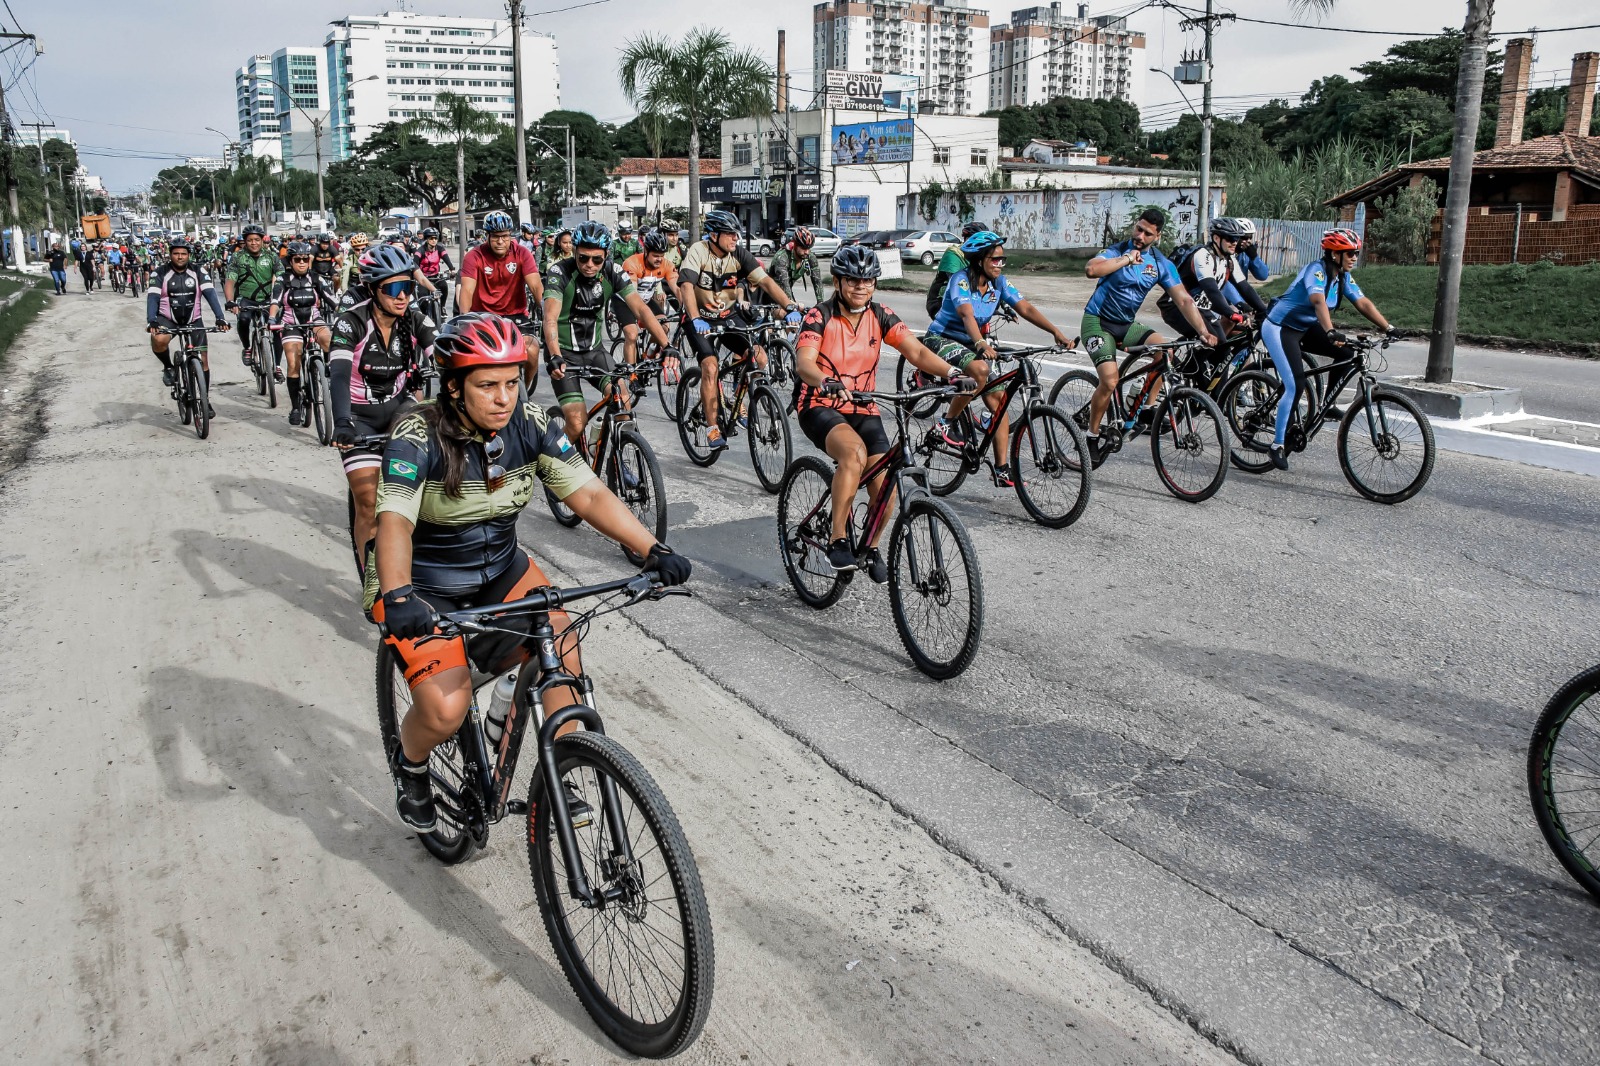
[334,418,357,447]
[382,585,437,640]
[644,543,692,586]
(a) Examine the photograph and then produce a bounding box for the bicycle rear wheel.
[613,426,668,562]
[747,384,791,494]
[894,355,944,419]
[1337,389,1435,504]
[1530,663,1600,902]
[1010,404,1092,527]
[529,731,714,1058]
[1217,370,1280,474]
[766,337,798,408]
[187,356,210,440]
[777,455,849,608]
[675,367,722,467]
[888,497,983,679]
[1151,387,1228,503]
[374,643,477,864]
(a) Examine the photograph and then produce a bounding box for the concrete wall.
[898,184,1225,248]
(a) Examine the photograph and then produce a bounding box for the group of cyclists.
[128,196,1397,831]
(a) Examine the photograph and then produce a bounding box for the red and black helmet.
[791,225,815,250]
[433,312,527,373]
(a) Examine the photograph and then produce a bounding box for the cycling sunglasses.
[290,255,312,263]
[378,279,415,299]
[484,434,507,491]
[576,252,606,265]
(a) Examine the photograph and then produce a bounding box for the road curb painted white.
[1429,413,1600,478]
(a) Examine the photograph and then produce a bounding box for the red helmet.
[1321,228,1362,252]
[791,226,815,251]
[433,312,526,373]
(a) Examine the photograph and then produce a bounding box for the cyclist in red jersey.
[456,210,544,387]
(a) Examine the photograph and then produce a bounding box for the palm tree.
[619,27,773,242]
[412,92,504,265]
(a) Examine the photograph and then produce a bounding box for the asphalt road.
[7,286,1599,1065]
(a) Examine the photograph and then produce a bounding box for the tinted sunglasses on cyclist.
[378,279,415,299]
[483,434,507,491]
[576,252,605,265]
[291,255,312,263]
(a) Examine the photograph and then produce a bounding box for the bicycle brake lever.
[647,586,693,600]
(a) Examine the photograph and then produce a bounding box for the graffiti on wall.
[902,186,1227,249]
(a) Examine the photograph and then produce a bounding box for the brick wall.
[1428,204,1600,265]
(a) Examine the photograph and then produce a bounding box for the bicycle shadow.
[171,529,370,648]
[137,665,599,1045]
[209,474,351,555]
[92,399,197,440]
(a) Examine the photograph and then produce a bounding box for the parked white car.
[754,226,843,258]
[897,229,961,266]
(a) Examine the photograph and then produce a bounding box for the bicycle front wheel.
[1337,389,1435,504]
[1530,663,1600,902]
[1151,387,1228,503]
[374,643,477,864]
[888,497,983,679]
[675,367,722,467]
[530,731,714,1058]
[777,455,849,608]
[1011,404,1092,527]
[747,384,791,494]
[658,342,685,423]
[614,425,668,561]
[187,356,210,440]
[308,356,333,445]
[1217,369,1280,474]
[1047,367,1110,470]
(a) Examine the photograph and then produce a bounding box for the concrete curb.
[1429,413,1600,478]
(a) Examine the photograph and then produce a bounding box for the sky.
[6,0,1598,193]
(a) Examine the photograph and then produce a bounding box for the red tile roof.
[1328,134,1600,205]
[610,157,720,177]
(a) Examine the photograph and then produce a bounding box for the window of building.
[733,142,752,166]
[404,28,421,34]
[467,48,480,54]
[799,135,819,165]
[767,141,786,166]
[970,148,988,166]
[933,146,950,164]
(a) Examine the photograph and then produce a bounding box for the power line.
[524,0,610,16]
[1216,12,1600,38]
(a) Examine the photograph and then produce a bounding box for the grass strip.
[0,277,50,373]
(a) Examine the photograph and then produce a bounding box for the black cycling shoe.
[864,547,888,584]
[1269,444,1289,471]
[992,463,1015,488]
[1324,405,1344,422]
[288,405,306,427]
[563,780,595,830]
[395,757,437,832]
[161,366,177,387]
[206,403,216,420]
[827,539,858,572]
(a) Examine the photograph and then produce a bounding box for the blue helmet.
[359,243,416,285]
[573,220,611,250]
[960,230,1004,256]
[481,211,515,234]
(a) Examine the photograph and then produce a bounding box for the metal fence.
[1246,210,1366,277]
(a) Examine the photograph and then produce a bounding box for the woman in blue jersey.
[923,230,1075,488]
[1262,228,1397,470]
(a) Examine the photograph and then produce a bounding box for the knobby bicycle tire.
[1047,367,1110,470]
[309,356,333,445]
[545,484,583,528]
[187,356,210,440]
[675,367,722,468]
[1151,387,1229,503]
[1217,369,1280,474]
[374,642,476,864]
[777,455,850,609]
[658,340,686,423]
[1010,404,1092,527]
[1337,389,1435,505]
[1530,663,1600,902]
[528,731,714,1058]
[747,384,791,494]
[615,425,668,563]
[887,497,984,679]
[767,337,799,411]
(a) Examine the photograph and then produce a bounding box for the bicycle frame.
[950,346,1052,459]
[1287,346,1382,451]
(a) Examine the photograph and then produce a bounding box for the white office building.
[236,54,285,165]
[324,9,561,162]
[14,127,72,147]
[272,47,334,173]
[988,3,1145,110]
[812,0,991,116]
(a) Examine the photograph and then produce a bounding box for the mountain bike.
[305,335,335,445]
[898,342,1092,529]
[749,303,800,408]
[236,301,277,409]
[607,311,687,422]
[676,322,793,494]
[544,361,669,564]
[1215,334,1435,504]
[1049,340,1230,503]
[1530,663,1600,903]
[375,571,713,1056]
[156,325,229,441]
[777,382,984,679]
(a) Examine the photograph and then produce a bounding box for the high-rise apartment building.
[812,0,991,116]
[988,3,1144,111]
[324,10,560,162]
[273,47,333,172]
[236,54,284,164]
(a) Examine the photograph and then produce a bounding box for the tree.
[1366,177,1440,264]
[410,94,504,265]
[612,113,720,159]
[619,27,773,241]
[323,156,408,224]
[1349,87,1455,161]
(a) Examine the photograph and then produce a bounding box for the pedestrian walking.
[47,243,68,295]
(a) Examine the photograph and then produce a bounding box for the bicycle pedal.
[506,799,529,815]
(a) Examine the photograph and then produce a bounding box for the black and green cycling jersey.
[226,248,280,303]
[542,259,636,351]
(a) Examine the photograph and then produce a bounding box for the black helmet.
[829,244,882,280]
[640,227,668,254]
[703,209,740,237]
[287,241,313,257]
[960,220,986,240]
[242,224,265,238]
[573,220,611,250]
[421,227,439,239]
[317,231,333,243]
[168,236,191,251]
[359,243,416,285]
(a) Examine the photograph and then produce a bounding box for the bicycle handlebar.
[838,382,964,407]
[423,572,688,636]
[153,325,231,335]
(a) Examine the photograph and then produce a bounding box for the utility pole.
[1176,3,1232,241]
[0,30,38,266]
[509,0,531,225]
[22,122,54,252]
[1427,0,1496,385]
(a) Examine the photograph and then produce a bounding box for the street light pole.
[509,0,531,225]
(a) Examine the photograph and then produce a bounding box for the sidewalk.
[1426,411,1600,477]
